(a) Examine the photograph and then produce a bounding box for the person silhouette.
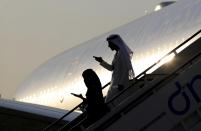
[94,34,135,104]
[71,69,108,126]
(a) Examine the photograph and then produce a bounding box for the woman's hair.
[82,69,102,88]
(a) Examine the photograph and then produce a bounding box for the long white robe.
[97,34,135,107]
[100,51,133,103]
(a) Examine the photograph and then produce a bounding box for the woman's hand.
[71,93,85,100]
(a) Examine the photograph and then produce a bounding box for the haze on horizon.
[0,0,165,99]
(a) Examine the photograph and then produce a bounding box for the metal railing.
[106,29,201,105]
[60,29,201,131]
[86,30,201,130]
[43,29,201,131]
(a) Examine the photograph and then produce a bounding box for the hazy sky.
[0,0,163,99]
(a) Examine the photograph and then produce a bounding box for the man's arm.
[93,56,113,71]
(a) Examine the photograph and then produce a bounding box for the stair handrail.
[107,29,201,105]
[44,29,201,131]
[136,29,201,79]
[84,29,201,131]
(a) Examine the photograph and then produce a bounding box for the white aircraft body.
[12,0,201,111]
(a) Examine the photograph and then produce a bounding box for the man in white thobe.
[94,34,135,104]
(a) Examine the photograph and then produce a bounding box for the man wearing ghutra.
[94,34,135,104]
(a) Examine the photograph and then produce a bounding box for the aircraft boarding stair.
[43,30,201,131]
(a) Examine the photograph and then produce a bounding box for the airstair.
[43,30,201,131]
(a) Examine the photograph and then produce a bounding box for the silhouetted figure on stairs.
[94,34,135,104]
[71,69,109,130]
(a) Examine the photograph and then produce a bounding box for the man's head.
[106,34,119,41]
[107,34,120,51]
